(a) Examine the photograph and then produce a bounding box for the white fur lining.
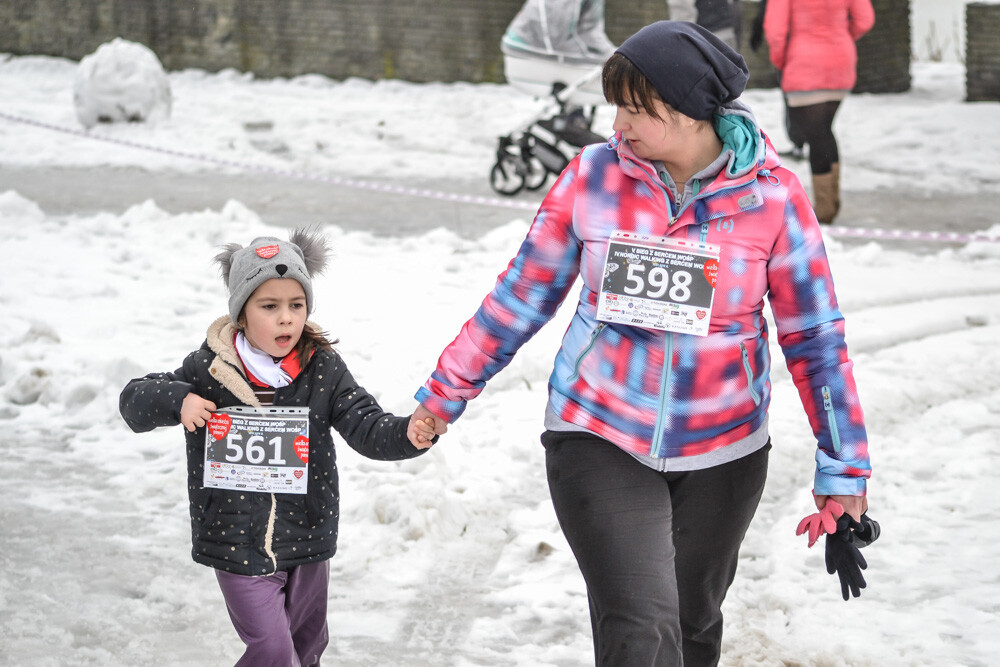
[205,316,261,407]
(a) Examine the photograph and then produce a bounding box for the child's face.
[240,278,308,358]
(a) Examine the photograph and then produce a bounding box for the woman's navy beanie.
[616,21,749,120]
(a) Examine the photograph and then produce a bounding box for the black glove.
[853,512,881,548]
[825,512,880,600]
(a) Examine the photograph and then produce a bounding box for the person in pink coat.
[764,0,875,223]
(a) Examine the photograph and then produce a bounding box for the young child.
[119,228,437,666]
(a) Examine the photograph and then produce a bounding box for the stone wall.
[0,0,909,92]
[0,0,657,83]
[966,3,1000,102]
[856,0,911,93]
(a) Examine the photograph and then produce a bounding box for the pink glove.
[796,499,845,548]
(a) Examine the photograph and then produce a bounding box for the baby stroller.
[489,0,614,196]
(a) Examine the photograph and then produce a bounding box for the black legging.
[543,431,770,666]
[787,100,842,174]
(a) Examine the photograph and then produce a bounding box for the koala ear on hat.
[289,227,330,277]
[213,242,244,288]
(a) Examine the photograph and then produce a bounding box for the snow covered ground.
[2,38,1000,667]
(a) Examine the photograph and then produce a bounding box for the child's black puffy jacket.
[120,316,425,576]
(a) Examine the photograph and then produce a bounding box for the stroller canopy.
[502,0,616,64]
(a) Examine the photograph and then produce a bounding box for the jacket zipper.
[568,323,606,381]
[741,342,761,406]
[669,179,758,226]
[650,333,674,458]
[821,385,842,452]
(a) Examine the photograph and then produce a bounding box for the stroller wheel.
[490,155,526,196]
[523,157,548,191]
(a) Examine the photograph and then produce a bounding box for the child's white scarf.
[235,332,292,388]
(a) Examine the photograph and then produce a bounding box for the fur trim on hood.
[205,316,260,407]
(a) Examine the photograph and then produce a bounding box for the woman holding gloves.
[410,21,874,665]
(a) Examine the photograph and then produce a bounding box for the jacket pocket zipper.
[741,342,761,406]
[569,323,607,381]
[821,385,842,452]
[650,333,674,458]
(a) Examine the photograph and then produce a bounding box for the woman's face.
[240,278,308,358]
[612,97,700,162]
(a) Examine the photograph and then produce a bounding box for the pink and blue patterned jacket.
[417,104,870,496]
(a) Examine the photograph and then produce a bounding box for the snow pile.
[73,38,172,129]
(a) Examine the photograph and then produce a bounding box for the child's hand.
[180,393,218,432]
[407,406,445,449]
[408,417,438,449]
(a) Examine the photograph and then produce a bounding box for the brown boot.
[811,163,841,224]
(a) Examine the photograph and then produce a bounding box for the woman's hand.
[814,493,868,521]
[180,393,217,432]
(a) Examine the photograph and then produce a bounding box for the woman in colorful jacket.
[764,0,876,223]
[409,21,871,666]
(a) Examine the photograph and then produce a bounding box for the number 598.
[623,264,692,302]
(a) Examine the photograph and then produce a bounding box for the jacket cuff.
[414,386,465,423]
[813,472,868,497]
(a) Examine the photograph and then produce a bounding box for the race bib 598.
[597,231,719,336]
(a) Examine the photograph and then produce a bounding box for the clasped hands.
[407,403,448,449]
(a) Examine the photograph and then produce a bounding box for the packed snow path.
[2,199,999,666]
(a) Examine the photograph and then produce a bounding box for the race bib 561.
[203,406,310,494]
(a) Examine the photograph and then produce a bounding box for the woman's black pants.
[543,431,770,667]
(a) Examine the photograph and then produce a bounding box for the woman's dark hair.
[602,52,667,121]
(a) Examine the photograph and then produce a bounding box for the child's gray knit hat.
[214,228,329,324]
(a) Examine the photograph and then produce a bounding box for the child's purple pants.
[216,560,330,666]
